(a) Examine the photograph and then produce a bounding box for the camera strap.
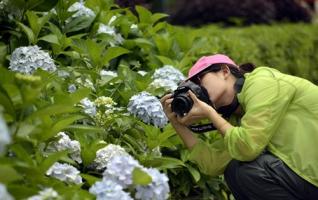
[189,77,245,133]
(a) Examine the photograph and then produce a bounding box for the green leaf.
[186,164,201,182]
[156,55,176,66]
[16,22,35,44]
[65,125,104,133]
[151,13,169,24]
[81,174,100,186]
[39,150,69,173]
[102,47,130,66]
[132,167,152,186]
[39,34,60,45]
[0,165,22,183]
[28,0,58,11]
[27,104,78,121]
[64,15,95,33]
[142,156,185,169]
[135,5,152,23]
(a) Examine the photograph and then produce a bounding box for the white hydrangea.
[97,16,124,46]
[135,168,170,200]
[57,70,70,78]
[97,24,116,35]
[80,98,96,117]
[103,155,141,188]
[27,188,60,200]
[152,65,185,84]
[0,114,11,155]
[137,70,147,76]
[149,78,178,92]
[93,144,128,170]
[9,45,56,74]
[100,70,118,77]
[66,2,95,23]
[130,24,139,34]
[127,92,168,128]
[46,162,82,185]
[0,183,13,200]
[47,132,82,163]
[89,180,133,200]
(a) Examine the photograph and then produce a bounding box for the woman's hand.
[177,90,215,125]
[160,91,215,126]
[160,93,180,125]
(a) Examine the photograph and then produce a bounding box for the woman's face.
[198,68,235,109]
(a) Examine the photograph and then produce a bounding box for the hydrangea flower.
[46,162,82,185]
[103,155,141,188]
[152,65,185,84]
[89,180,133,200]
[27,188,60,200]
[127,92,168,128]
[80,98,97,117]
[137,70,147,76]
[66,1,95,23]
[97,23,124,46]
[46,132,82,163]
[93,144,128,170]
[100,70,118,77]
[135,168,170,200]
[0,183,13,200]
[9,45,56,74]
[0,114,11,155]
[68,84,77,93]
[149,78,178,92]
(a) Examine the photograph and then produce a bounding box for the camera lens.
[171,94,193,116]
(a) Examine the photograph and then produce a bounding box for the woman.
[161,54,318,200]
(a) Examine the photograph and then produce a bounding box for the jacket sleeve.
[188,138,231,177]
[224,73,296,161]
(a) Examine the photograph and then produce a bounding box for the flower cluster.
[0,183,13,200]
[103,155,142,188]
[149,78,179,92]
[89,180,133,200]
[127,92,168,128]
[46,132,82,163]
[93,144,128,170]
[100,70,118,78]
[27,188,60,200]
[9,45,56,74]
[66,2,96,23]
[152,65,185,83]
[135,168,170,200]
[0,114,11,155]
[89,154,170,200]
[97,16,124,46]
[80,98,97,117]
[46,162,82,185]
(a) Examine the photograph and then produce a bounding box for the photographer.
[160,54,318,200]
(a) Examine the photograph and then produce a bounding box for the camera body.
[171,81,212,117]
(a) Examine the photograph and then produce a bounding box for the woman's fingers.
[160,93,173,104]
[188,90,199,103]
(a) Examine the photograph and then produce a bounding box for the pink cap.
[188,54,237,80]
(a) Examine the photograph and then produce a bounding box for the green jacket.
[189,67,318,187]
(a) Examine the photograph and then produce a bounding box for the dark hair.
[192,63,255,83]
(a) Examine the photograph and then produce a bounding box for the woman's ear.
[221,65,231,79]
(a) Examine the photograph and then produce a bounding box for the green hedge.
[173,23,318,83]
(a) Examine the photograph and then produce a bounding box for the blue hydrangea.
[89,180,133,200]
[127,92,168,128]
[80,98,97,117]
[9,45,56,74]
[0,183,13,200]
[149,78,178,92]
[46,162,82,185]
[103,155,141,188]
[0,114,11,155]
[152,65,185,84]
[135,168,170,200]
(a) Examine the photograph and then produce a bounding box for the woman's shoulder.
[245,66,280,78]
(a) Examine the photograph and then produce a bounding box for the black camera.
[171,81,212,117]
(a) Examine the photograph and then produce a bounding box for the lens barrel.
[171,94,193,116]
